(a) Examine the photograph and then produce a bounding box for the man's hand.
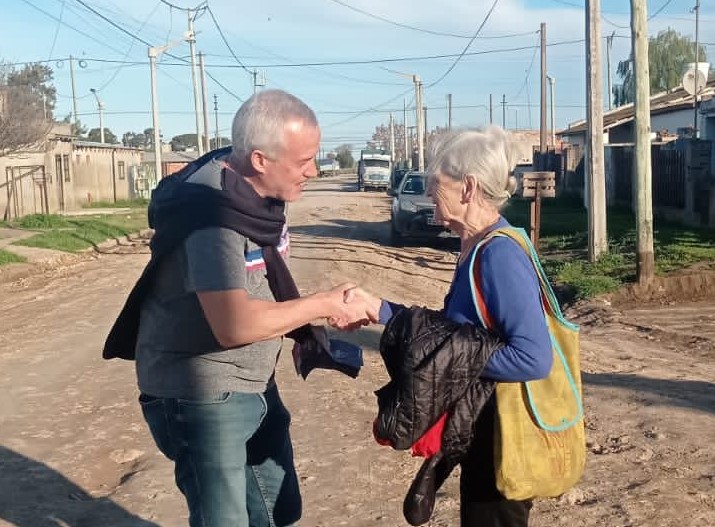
[328,286,381,331]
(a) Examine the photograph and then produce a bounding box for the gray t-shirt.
[135,159,286,398]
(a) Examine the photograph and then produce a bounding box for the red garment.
[410,413,448,458]
[373,413,448,458]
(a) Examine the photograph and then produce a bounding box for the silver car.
[389,172,451,245]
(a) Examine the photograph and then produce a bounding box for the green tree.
[0,62,54,156]
[61,114,88,137]
[122,131,148,149]
[170,133,203,151]
[3,63,56,118]
[87,127,117,144]
[614,28,708,106]
[334,144,355,168]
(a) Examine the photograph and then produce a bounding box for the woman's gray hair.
[231,89,318,163]
[427,126,518,209]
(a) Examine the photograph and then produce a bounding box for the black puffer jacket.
[374,306,503,525]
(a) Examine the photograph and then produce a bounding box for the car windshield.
[364,159,390,168]
[401,175,426,195]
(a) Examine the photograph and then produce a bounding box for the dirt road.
[0,174,713,527]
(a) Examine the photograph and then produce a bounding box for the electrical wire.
[511,32,540,100]
[327,0,534,40]
[70,0,246,102]
[8,39,586,70]
[323,87,414,128]
[18,0,128,56]
[47,0,67,60]
[428,0,500,88]
[205,6,252,75]
[649,0,675,21]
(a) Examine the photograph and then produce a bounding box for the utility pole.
[694,0,701,139]
[606,32,615,110]
[199,52,211,152]
[403,98,409,166]
[389,113,395,162]
[69,55,79,132]
[187,10,204,155]
[547,75,556,146]
[540,22,548,153]
[489,94,493,124]
[147,37,184,180]
[414,75,424,171]
[632,0,655,284]
[90,89,105,143]
[213,94,219,150]
[586,0,608,261]
[447,93,453,130]
[149,48,163,181]
[501,94,507,128]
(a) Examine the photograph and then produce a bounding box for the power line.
[328,0,534,40]
[47,0,67,60]
[511,31,540,100]
[205,6,252,75]
[322,87,414,129]
[72,101,587,119]
[71,0,154,47]
[18,0,128,56]
[70,0,246,102]
[649,0,675,20]
[428,0,500,88]
[8,39,586,71]
[90,1,164,96]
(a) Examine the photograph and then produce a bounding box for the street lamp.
[148,35,187,180]
[89,88,105,144]
[546,75,556,147]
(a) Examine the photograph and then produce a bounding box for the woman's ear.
[462,174,479,204]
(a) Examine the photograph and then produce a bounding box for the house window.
[117,161,126,180]
[63,154,70,182]
[55,155,62,183]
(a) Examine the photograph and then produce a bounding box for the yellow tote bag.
[469,227,586,501]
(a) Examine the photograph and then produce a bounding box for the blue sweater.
[378,217,552,382]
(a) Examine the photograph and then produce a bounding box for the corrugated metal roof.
[559,79,715,137]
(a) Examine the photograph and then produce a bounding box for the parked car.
[389,171,453,245]
[390,166,410,193]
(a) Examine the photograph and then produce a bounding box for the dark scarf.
[104,147,359,379]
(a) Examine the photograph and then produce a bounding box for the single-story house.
[1,123,142,219]
[141,150,199,181]
[558,79,715,146]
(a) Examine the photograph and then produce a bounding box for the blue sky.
[2,0,713,153]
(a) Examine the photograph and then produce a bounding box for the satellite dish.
[683,68,707,96]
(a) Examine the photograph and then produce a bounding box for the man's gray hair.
[427,126,518,209]
[231,89,318,162]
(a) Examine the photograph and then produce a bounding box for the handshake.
[322,283,381,331]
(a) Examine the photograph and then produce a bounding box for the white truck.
[358,149,392,192]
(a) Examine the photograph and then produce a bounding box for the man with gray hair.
[103,89,375,526]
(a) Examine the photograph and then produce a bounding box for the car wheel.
[390,221,404,247]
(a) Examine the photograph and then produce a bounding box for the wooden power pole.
[631,0,655,284]
[540,22,547,153]
[586,0,608,261]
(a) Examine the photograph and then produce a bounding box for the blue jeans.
[140,385,301,527]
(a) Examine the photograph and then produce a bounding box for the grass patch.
[0,248,26,266]
[82,198,149,209]
[502,197,715,299]
[11,210,148,253]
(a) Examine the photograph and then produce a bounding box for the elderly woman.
[351,126,552,527]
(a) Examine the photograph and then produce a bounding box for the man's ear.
[250,150,270,175]
[462,174,479,204]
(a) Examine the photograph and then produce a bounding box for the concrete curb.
[0,228,154,286]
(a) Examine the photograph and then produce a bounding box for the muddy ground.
[0,174,713,527]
